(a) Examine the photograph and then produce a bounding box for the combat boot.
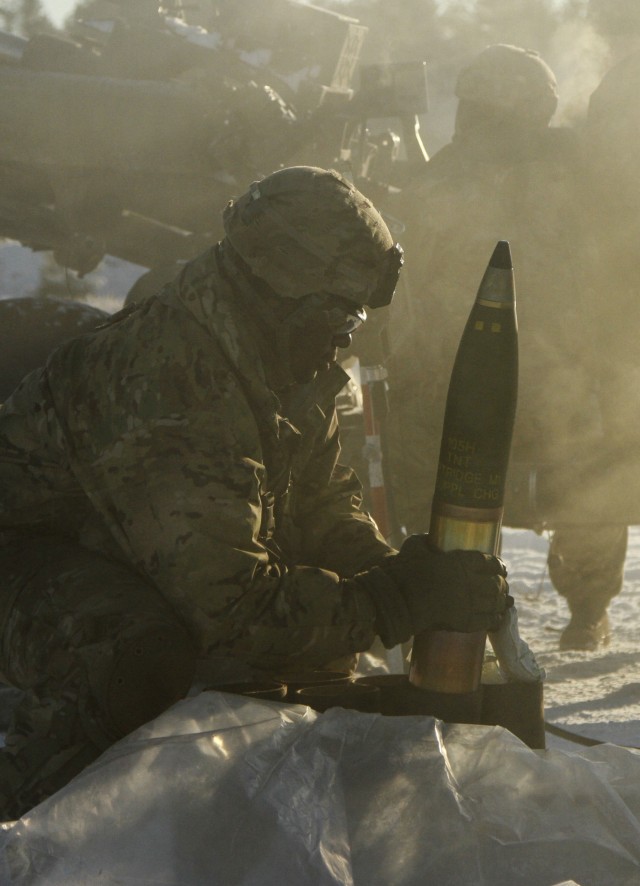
[0,688,103,822]
[548,525,625,653]
[559,606,611,652]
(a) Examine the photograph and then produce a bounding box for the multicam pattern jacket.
[0,247,393,670]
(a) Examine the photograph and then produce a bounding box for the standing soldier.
[386,45,625,651]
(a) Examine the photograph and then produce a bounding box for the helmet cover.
[455,44,558,124]
[222,166,401,307]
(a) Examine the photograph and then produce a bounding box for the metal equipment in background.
[0,0,428,277]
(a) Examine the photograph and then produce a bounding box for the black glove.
[354,534,512,648]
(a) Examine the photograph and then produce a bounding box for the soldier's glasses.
[368,242,404,309]
[290,294,367,336]
[322,301,367,336]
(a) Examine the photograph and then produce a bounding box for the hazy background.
[41,0,75,27]
[10,0,636,153]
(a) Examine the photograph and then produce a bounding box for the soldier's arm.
[66,388,380,672]
[291,404,396,575]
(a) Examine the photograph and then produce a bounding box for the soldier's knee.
[96,619,196,739]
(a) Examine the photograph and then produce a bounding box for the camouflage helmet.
[455,44,558,124]
[222,166,402,308]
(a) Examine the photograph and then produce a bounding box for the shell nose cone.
[477,241,516,307]
[490,240,513,270]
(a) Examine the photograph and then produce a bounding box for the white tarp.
[1,691,640,886]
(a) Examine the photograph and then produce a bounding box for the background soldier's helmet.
[455,43,559,125]
[222,166,403,309]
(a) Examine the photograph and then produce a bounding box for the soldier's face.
[286,295,365,383]
[289,325,352,383]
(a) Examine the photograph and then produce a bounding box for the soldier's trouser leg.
[0,538,196,820]
[548,525,628,650]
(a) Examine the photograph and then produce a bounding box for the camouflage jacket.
[0,247,393,670]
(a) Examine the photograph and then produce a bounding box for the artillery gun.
[0,0,428,277]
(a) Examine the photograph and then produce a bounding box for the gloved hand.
[354,534,512,648]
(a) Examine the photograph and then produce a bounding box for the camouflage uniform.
[0,296,108,402]
[386,45,626,647]
[0,236,396,817]
[0,166,516,819]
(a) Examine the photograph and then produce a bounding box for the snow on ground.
[502,526,640,750]
[0,244,45,296]
[0,241,145,312]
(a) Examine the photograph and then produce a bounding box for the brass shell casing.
[428,505,503,553]
[410,505,501,693]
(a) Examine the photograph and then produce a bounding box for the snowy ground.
[502,526,640,751]
[0,241,143,310]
